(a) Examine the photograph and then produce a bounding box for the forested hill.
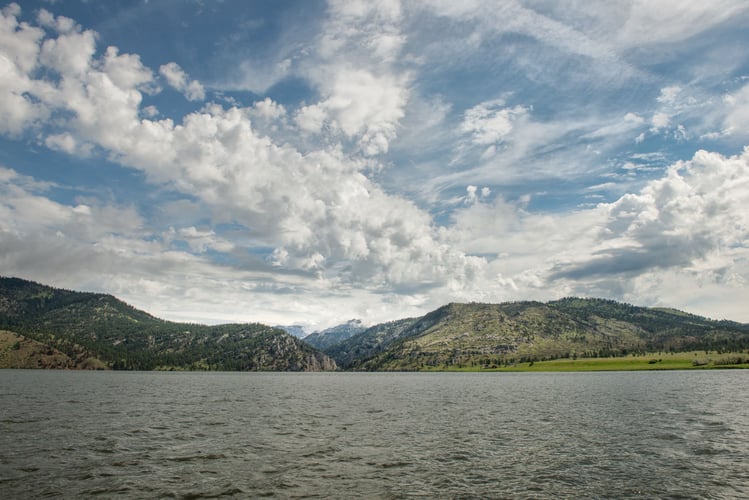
[3,276,748,372]
[0,277,336,371]
[325,299,749,371]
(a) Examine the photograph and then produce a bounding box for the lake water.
[1,370,748,499]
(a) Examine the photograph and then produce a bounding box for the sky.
[2,0,749,330]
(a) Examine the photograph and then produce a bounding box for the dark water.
[1,370,748,499]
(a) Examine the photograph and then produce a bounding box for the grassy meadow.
[419,351,749,372]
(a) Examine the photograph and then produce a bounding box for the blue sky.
[2,0,749,329]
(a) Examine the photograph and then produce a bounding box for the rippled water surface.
[1,370,748,498]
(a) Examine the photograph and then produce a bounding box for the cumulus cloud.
[0,5,47,134]
[439,147,749,320]
[38,15,95,76]
[460,100,527,146]
[651,112,670,131]
[552,149,749,280]
[159,61,205,101]
[294,0,410,156]
[44,132,91,156]
[104,46,155,92]
[0,3,485,299]
[722,83,749,136]
[251,97,286,120]
[657,85,682,105]
[463,185,491,205]
[296,68,408,155]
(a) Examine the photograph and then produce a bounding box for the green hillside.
[0,277,336,371]
[329,300,749,370]
[4,276,747,372]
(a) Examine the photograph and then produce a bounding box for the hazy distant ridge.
[304,320,367,350]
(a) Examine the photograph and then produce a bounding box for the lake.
[1,370,748,498]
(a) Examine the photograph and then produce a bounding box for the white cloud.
[251,97,286,120]
[1,4,42,74]
[295,103,327,133]
[461,100,527,146]
[319,0,404,63]
[159,61,205,101]
[0,166,145,245]
[173,226,235,253]
[45,132,79,155]
[624,112,644,124]
[0,5,484,299]
[552,149,749,284]
[104,46,155,92]
[440,148,749,321]
[465,185,478,204]
[0,5,47,135]
[142,105,158,118]
[651,112,670,131]
[463,185,491,205]
[3,1,749,327]
[583,113,647,140]
[657,85,682,105]
[722,83,749,136]
[293,0,410,156]
[296,68,408,155]
[615,1,749,47]
[38,18,95,77]
[37,9,77,34]
[419,0,637,82]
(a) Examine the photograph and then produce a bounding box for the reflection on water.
[1,370,748,498]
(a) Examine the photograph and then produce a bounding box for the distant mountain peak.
[303,319,367,350]
[275,324,308,339]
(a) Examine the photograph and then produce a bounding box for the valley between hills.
[2,276,749,371]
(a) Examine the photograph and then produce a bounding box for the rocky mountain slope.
[304,319,367,350]
[0,277,336,371]
[324,300,749,370]
[0,330,105,369]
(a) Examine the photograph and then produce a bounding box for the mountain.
[275,324,308,339]
[4,276,747,372]
[323,317,419,368]
[304,319,367,350]
[0,277,336,371]
[325,300,749,370]
[0,330,103,369]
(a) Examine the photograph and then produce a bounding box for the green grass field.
[420,351,749,372]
